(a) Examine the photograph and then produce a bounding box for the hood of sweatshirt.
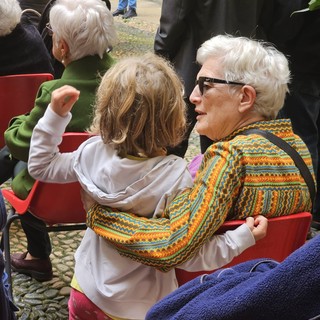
[73,136,193,217]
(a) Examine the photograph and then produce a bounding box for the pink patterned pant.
[68,288,114,320]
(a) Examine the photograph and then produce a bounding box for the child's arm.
[177,215,268,271]
[28,86,81,183]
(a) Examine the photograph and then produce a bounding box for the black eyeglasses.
[195,76,245,95]
[46,23,53,36]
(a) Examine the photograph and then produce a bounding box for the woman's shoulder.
[202,134,269,167]
[204,135,254,153]
[37,78,61,94]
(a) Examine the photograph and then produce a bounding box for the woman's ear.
[238,85,256,113]
[60,39,70,57]
[59,39,70,65]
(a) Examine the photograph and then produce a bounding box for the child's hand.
[50,85,80,117]
[245,215,268,242]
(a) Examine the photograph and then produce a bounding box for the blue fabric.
[0,250,18,319]
[0,189,6,230]
[146,235,320,320]
[0,189,18,319]
[117,0,136,10]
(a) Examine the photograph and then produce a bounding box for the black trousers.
[20,212,52,259]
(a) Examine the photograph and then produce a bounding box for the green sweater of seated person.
[4,53,114,199]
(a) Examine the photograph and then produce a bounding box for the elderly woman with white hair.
[1,0,117,282]
[0,0,53,75]
[83,34,315,270]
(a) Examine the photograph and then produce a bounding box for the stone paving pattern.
[1,1,201,318]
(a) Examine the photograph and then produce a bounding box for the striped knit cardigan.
[87,119,314,272]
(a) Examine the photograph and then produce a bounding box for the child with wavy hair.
[28,53,267,320]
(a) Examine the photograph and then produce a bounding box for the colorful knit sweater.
[87,119,314,272]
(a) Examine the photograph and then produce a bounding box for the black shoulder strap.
[242,129,315,208]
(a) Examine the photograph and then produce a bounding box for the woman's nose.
[189,86,201,105]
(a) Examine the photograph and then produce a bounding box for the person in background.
[112,0,137,19]
[37,0,111,78]
[28,53,268,320]
[83,35,314,271]
[0,0,117,282]
[18,0,50,27]
[154,0,275,157]
[270,0,320,234]
[0,0,53,76]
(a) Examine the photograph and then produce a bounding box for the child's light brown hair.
[90,53,186,158]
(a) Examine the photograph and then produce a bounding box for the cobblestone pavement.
[2,1,201,319]
[9,226,85,319]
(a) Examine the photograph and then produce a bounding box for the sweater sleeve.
[4,84,52,162]
[177,223,255,271]
[28,106,78,183]
[87,143,243,271]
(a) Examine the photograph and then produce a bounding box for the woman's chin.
[195,123,206,137]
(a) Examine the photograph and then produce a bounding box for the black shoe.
[11,252,53,282]
[112,8,126,16]
[123,8,137,19]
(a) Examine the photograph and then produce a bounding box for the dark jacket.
[18,0,50,26]
[0,15,54,76]
[269,0,320,76]
[154,0,274,96]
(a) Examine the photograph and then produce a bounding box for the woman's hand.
[50,85,80,117]
[245,215,268,242]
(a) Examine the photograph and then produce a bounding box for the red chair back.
[2,132,90,225]
[0,73,54,147]
[175,212,312,286]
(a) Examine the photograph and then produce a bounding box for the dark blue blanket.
[146,235,320,320]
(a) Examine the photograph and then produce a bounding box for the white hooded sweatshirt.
[29,107,255,319]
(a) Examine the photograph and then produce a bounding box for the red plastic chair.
[175,212,312,286]
[1,132,90,294]
[0,73,54,147]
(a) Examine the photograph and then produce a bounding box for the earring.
[61,49,65,64]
